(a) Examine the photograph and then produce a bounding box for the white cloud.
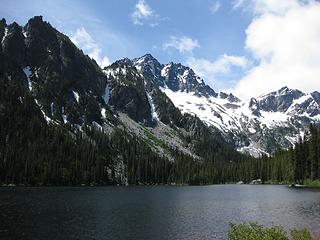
[231,0,320,99]
[232,0,246,9]
[210,1,221,14]
[70,27,111,68]
[187,54,248,87]
[163,36,200,53]
[131,0,163,26]
[232,0,300,15]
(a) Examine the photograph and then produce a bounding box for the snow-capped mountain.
[2,14,319,159]
[133,54,320,156]
[2,16,242,171]
[7,16,320,187]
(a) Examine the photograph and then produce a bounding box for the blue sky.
[1,0,320,98]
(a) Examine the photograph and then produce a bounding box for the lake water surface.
[0,185,320,240]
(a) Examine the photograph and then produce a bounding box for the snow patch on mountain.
[72,90,79,103]
[103,82,110,104]
[1,27,8,46]
[62,114,67,124]
[161,64,170,78]
[23,66,32,91]
[103,69,116,78]
[146,92,159,121]
[22,28,28,38]
[161,87,239,131]
[237,142,269,157]
[259,111,289,128]
[34,98,52,123]
[291,94,310,106]
[160,85,320,156]
[101,108,106,118]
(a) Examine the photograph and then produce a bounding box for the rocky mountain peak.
[133,54,217,97]
[2,21,25,67]
[26,15,44,26]
[0,18,6,25]
[257,87,305,112]
[110,58,134,69]
[0,18,6,37]
[219,92,241,103]
[278,86,289,94]
[139,53,159,63]
[132,54,163,86]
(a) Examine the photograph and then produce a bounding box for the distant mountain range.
[1,15,319,163]
[133,54,320,156]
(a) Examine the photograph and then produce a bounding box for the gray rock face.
[104,59,153,124]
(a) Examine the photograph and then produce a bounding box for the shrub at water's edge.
[228,222,312,240]
[303,179,320,187]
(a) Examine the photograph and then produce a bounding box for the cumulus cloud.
[131,0,153,25]
[163,36,200,53]
[131,0,163,26]
[187,54,248,88]
[210,1,221,14]
[71,27,111,68]
[231,0,320,99]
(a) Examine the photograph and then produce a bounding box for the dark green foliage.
[228,223,287,240]
[228,223,312,240]
[290,228,313,240]
[266,124,320,184]
[309,124,319,180]
[240,124,320,185]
